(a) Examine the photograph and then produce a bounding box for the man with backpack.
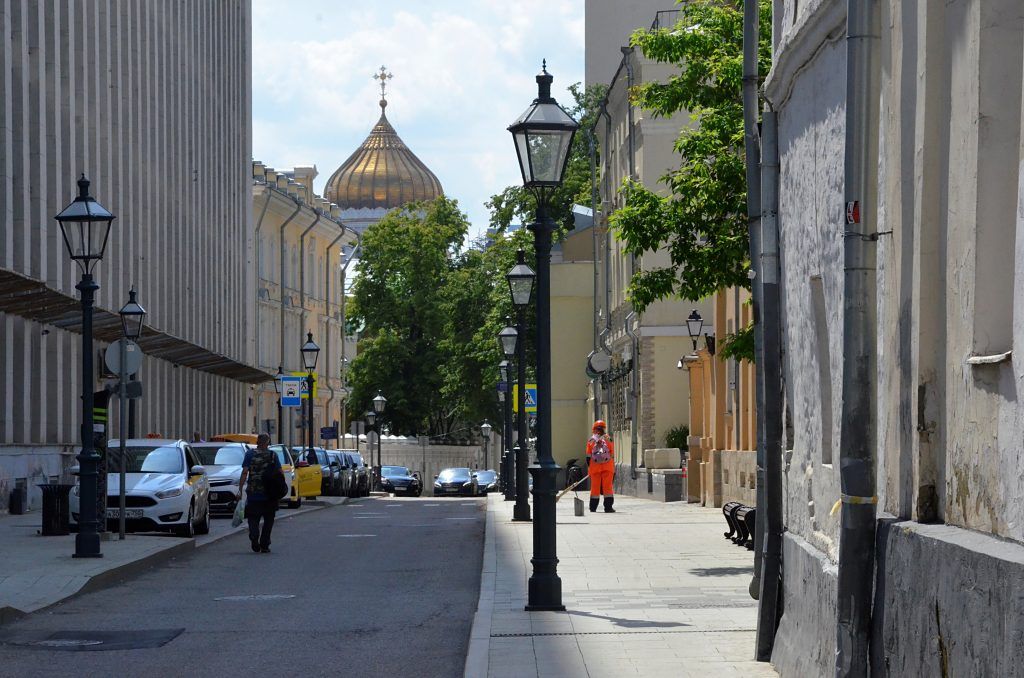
[236,433,286,553]
[586,420,616,513]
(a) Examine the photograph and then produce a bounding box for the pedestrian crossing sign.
[513,384,538,414]
[289,372,318,398]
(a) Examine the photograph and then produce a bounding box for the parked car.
[191,442,250,515]
[293,447,334,496]
[71,439,211,537]
[271,444,319,507]
[475,470,499,495]
[380,465,422,497]
[349,451,371,496]
[327,450,355,497]
[433,467,479,497]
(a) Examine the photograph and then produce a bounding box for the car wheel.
[174,503,195,538]
[288,497,301,509]
[195,503,210,535]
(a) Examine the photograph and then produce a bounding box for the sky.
[252,0,586,240]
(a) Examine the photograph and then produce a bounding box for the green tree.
[611,0,771,359]
[486,82,607,234]
[348,197,468,436]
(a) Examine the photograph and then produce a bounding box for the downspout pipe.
[835,1,881,675]
[253,186,273,424]
[600,105,614,351]
[298,210,321,448]
[625,312,639,479]
[279,199,302,445]
[339,231,362,437]
[756,108,784,660]
[741,0,768,637]
[588,128,600,421]
[621,46,641,481]
[323,222,345,438]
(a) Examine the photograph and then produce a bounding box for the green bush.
[665,425,690,450]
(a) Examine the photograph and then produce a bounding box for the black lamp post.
[507,250,535,523]
[365,409,378,489]
[508,62,578,611]
[274,365,285,441]
[686,310,703,351]
[300,332,320,464]
[481,421,493,471]
[499,360,515,500]
[372,391,387,474]
[119,288,146,340]
[57,174,115,559]
[116,288,146,541]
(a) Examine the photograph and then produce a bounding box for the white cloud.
[252,0,584,237]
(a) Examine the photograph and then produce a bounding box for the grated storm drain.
[491,628,755,637]
[214,594,296,602]
[2,629,184,651]
[667,600,758,609]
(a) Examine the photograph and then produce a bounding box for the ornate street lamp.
[507,249,535,523]
[498,325,518,358]
[499,360,515,501]
[373,390,387,415]
[300,332,320,464]
[686,310,703,351]
[481,421,493,471]
[118,287,146,341]
[508,62,578,611]
[57,175,115,559]
[274,365,285,442]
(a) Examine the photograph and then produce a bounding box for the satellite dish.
[587,349,611,374]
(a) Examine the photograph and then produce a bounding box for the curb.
[463,495,497,678]
[0,496,351,627]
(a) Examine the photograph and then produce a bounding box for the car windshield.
[382,466,410,477]
[109,446,183,474]
[476,471,497,483]
[192,445,246,466]
[438,468,470,482]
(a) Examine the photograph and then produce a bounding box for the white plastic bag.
[231,495,246,528]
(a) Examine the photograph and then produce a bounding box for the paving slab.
[464,493,778,678]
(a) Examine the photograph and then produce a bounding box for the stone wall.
[719,450,757,507]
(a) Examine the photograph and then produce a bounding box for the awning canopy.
[0,269,272,384]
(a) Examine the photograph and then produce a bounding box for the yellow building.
[250,163,356,445]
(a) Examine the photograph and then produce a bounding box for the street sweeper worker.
[586,420,615,513]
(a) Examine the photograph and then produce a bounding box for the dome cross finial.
[373,65,393,110]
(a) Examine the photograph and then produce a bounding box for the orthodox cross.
[373,65,393,103]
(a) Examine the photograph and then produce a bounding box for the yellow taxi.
[211,435,321,508]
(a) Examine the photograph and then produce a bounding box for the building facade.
[767,1,1024,675]
[0,0,260,511]
[586,3,714,482]
[250,163,356,447]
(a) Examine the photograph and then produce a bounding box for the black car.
[349,452,371,496]
[433,467,479,497]
[380,465,422,497]
[475,470,499,495]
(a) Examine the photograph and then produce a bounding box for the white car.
[71,438,211,537]
[191,442,250,516]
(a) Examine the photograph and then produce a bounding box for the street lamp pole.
[274,366,285,442]
[117,288,146,541]
[57,175,115,559]
[481,421,493,471]
[499,360,514,501]
[508,62,578,611]
[507,250,535,523]
[301,332,320,465]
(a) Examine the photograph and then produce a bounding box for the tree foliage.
[610,0,772,359]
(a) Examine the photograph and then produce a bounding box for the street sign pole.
[118,339,126,540]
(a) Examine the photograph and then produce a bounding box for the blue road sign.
[280,376,303,407]
[320,426,338,440]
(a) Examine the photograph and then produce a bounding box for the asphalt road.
[0,496,485,677]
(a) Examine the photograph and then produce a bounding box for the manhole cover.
[214,594,296,602]
[2,629,184,651]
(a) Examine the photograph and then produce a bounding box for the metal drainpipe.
[253,186,273,430]
[298,210,320,447]
[323,222,345,439]
[835,1,881,674]
[279,199,302,445]
[621,46,641,480]
[587,127,601,421]
[339,231,362,438]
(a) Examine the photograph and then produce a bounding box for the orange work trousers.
[589,461,614,497]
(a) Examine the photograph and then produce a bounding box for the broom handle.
[556,473,589,502]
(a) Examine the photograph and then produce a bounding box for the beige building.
[767,1,1024,675]
[0,1,260,511]
[585,4,713,484]
[250,164,356,446]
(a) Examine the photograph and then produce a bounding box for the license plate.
[106,509,143,519]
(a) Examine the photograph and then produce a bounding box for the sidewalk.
[465,493,778,678]
[0,496,348,625]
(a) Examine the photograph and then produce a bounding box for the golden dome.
[324,101,443,210]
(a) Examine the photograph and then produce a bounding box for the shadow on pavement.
[568,610,689,629]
